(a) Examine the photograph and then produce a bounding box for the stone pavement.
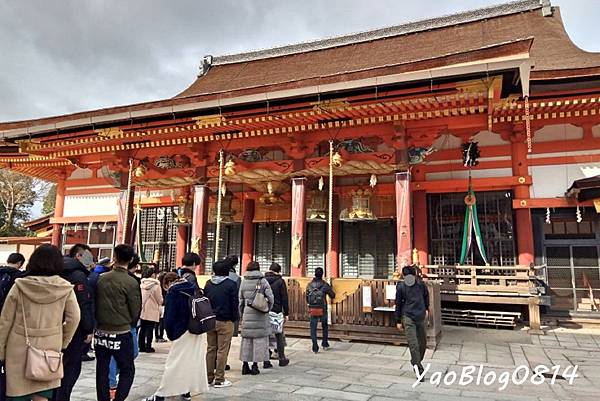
[72,326,600,401]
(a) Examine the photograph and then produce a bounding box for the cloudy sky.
[1,0,598,122]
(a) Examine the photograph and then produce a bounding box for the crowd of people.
[0,242,430,400]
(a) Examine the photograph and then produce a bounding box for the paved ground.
[72,326,600,401]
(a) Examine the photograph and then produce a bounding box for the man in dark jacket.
[204,258,239,387]
[306,267,335,353]
[395,265,429,376]
[178,252,200,289]
[55,243,95,401]
[95,244,142,401]
[265,262,290,366]
[0,253,25,312]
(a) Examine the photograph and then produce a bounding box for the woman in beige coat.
[139,266,163,353]
[0,244,80,401]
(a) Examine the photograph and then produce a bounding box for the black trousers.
[155,317,164,340]
[138,319,156,351]
[310,313,330,350]
[95,331,135,401]
[55,329,84,401]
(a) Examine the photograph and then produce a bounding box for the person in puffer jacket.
[139,266,163,353]
[143,273,209,401]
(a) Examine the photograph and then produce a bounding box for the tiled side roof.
[213,0,541,65]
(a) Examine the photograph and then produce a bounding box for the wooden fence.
[285,278,442,347]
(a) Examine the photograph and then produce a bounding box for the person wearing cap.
[394,264,429,377]
[204,257,239,387]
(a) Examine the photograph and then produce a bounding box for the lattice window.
[205,223,243,274]
[139,206,178,271]
[253,222,291,275]
[341,220,396,279]
[428,191,516,266]
[306,222,326,277]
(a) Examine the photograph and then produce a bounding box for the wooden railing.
[426,264,534,294]
[285,278,443,347]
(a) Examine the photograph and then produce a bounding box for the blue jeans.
[109,328,138,388]
[309,313,329,351]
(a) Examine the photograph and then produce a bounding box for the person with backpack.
[95,245,141,401]
[139,266,163,353]
[239,261,274,375]
[0,253,26,313]
[204,257,239,387]
[265,262,290,367]
[0,244,80,401]
[177,252,200,290]
[395,264,429,377]
[306,267,335,353]
[56,243,96,401]
[143,272,210,401]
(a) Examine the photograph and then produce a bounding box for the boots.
[279,358,290,367]
[242,362,251,375]
[251,362,260,375]
[263,361,273,369]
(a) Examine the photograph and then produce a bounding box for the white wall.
[63,194,120,217]
[530,162,600,198]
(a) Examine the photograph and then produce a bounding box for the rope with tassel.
[215,149,224,261]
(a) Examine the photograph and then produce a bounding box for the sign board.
[362,286,372,313]
[385,285,397,300]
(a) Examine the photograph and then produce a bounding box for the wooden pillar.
[51,179,66,247]
[412,166,429,269]
[528,301,542,333]
[511,125,534,266]
[241,197,255,274]
[175,187,191,268]
[191,185,209,274]
[291,177,306,277]
[395,171,412,269]
[328,194,340,278]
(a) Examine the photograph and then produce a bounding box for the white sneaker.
[213,380,232,388]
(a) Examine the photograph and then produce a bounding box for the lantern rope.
[215,149,224,261]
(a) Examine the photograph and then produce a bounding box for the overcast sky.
[0,0,598,122]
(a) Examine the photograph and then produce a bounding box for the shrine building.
[1,0,599,332]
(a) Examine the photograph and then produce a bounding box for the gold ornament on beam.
[133,163,147,178]
[332,151,343,167]
[224,159,236,176]
[370,174,377,188]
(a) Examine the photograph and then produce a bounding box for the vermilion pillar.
[241,197,255,274]
[395,172,412,269]
[191,185,209,274]
[291,178,306,277]
[512,128,534,265]
[175,187,191,268]
[412,166,429,269]
[51,179,66,247]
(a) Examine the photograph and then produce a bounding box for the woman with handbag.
[0,244,80,401]
[238,261,274,375]
[264,262,290,367]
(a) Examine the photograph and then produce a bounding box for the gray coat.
[239,270,274,338]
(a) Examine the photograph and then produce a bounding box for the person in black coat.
[204,258,239,387]
[395,264,429,377]
[55,243,95,401]
[264,262,289,366]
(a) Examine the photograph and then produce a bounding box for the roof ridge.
[211,0,543,66]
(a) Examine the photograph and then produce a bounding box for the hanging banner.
[291,177,306,276]
[395,172,412,269]
[459,192,488,265]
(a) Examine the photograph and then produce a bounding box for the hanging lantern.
[369,174,377,188]
[318,176,324,191]
[307,191,327,222]
[267,181,273,195]
[340,189,375,221]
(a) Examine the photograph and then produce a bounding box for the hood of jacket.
[211,275,228,285]
[243,270,264,280]
[141,277,160,291]
[93,264,110,274]
[15,275,73,304]
[63,256,90,277]
[171,278,197,295]
[264,271,282,283]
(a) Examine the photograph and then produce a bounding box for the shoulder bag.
[247,280,269,313]
[20,294,64,382]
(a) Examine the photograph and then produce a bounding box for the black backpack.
[183,290,216,335]
[307,282,325,308]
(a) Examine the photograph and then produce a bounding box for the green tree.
[0,170,42,236]
[43,184,57,214]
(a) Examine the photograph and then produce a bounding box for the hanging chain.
[215,149,224,261]
[525,95,532,153]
